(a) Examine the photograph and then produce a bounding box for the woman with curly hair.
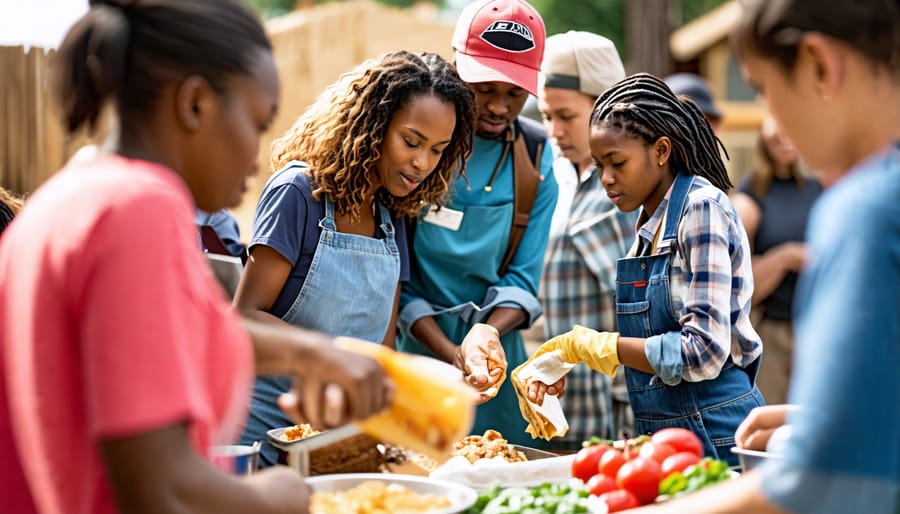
[234,50,476,465]
[0,187,24,235]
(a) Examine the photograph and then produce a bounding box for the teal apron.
[397,197,540,447]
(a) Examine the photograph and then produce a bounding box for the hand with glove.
[511,325,620,440]
[455,323,507,403]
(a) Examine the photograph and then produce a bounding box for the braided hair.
[590,73,732,192]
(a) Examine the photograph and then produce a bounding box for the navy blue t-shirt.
[737,173,821,320]
[249,163,410,318]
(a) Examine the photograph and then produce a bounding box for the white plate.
[307,473,477,514]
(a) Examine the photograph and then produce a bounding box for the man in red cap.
[397,0,559,446]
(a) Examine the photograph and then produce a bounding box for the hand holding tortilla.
[511,325,620,439]
[455,323,507,401]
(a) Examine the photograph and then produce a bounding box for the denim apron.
[397,201,537,447]
[239,196,400,466]
[615,172,763,465]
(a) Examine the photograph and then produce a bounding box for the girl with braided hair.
[234,50,478,466]
[525,72,763,465]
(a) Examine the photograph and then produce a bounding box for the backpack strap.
[498,117,545,275]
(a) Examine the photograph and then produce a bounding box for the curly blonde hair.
[271,51,475,221]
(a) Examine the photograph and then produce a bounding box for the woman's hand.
[281,336,394,430]
[735,404,799,451]
[456,323,507,401]
[525,376,566,406]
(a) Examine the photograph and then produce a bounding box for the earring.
[658,161,663,166]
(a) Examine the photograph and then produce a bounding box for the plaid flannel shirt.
[541,167,638,446]
[632,175,762,384]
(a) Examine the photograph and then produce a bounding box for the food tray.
[307,473,478,514]
[267,425,384,476]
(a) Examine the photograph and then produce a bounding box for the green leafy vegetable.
[466,480,600,514]
[658,457,734,497]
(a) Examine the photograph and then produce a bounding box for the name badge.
[422,206,464,231]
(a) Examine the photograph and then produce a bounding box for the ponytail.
[52,3,130,133]
[51,0,271,136]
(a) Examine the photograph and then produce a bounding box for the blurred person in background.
[536,30,637,450]
[233,50,477,466]
[665,72,724,134]
[197,208,247,259]
[732,116,821,405]
[0,1,392,513]
[630,0,900,511]
[397,0,559,446]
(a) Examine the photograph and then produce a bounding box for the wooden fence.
[0,45,89,196]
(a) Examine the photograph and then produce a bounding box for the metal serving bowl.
[306,473,478,514]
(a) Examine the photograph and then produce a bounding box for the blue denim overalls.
[239,195,400,466]
[615,173,763,465]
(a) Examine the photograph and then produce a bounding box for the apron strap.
[660,172,695,246]
[319,195,337,231]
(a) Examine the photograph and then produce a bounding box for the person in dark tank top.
[732,116,821,405]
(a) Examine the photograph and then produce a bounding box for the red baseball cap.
[452,0,546,96]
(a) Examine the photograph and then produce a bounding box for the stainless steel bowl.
[212,444,260,476]
[306,473,478,514]
[730,447,779,472]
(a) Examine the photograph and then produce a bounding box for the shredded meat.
[451,429,527,463]
[284,423,321,441]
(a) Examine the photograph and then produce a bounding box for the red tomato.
[661,451,702,476]
[571,443,610,482]
[598,448,627,478]
[616,456,663,505]
[597,489,641,513]
[638,441,677,464]
[586,473,617,497]
[650,427,704,458]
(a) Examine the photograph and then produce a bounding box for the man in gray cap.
[536,30,639,450]
[665,72,724,132]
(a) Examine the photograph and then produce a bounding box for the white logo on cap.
[480,20,535,52]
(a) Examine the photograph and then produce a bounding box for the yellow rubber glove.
[511,326,620,440]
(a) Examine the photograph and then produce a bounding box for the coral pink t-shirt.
[0,156,253,514]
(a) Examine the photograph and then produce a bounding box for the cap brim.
[455,52,538,96]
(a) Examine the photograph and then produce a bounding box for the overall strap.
[319,195,337,231]
[660,172,695,246]
[376,200,394,237]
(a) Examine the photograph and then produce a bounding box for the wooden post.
[625,0,671,76]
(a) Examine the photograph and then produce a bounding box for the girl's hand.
[526,376,566,406]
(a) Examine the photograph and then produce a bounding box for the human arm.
[233,244,296,326]
[626,472,786,513]
[382,286,401,349]
[645,194,747,384]
[732,192,806,304]
[101,423,309,514]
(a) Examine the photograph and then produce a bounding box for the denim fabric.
[615,173,763,465]
[239,195,400,466]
